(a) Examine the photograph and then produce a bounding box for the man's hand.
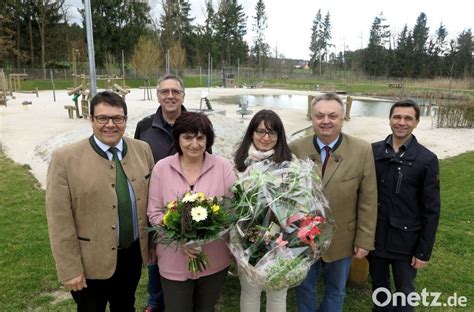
[353,246,369,259]
[411,256,428,269]
[64,273,87,292]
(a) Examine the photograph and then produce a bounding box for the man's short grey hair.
[311,92,345,114]
[157,74,185,92]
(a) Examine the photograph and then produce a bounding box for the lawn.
[15,76,474,99]
[0,151,472,311]
[17,75,210,91]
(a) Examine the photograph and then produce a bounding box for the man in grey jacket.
[134,74,186,312]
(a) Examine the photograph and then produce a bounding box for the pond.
[216,95,435,118]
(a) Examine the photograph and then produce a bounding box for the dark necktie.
[109,147,134,248]
[321,145,331,177]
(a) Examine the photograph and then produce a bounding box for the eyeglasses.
[158,88,184,97]
[93,115,127,124]
[254,129,278,139]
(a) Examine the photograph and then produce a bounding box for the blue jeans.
[296,257,352,312]
[147,263,165,310]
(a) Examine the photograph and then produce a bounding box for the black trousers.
[368,255,417,312]
[71,239,142,312]
[160,267,229,312]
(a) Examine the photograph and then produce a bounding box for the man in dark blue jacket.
[369,99,440,311]
[135,74,186,312]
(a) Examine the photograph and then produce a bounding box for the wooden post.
[348,257,369,287]
[307,95,315,120]
[81,98,90,119]
[64,105,76,119]
[0,71,7,106]
[344,96,353,121]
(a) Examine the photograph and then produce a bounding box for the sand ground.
[1,87,473,187]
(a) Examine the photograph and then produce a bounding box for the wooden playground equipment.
[65,48,130,119]
[0,71,8,106]
[8,73,39,97]
[64,74,130,119]
[66,84,89,119]
[66,73,130,119]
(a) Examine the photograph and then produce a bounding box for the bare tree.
[130,36,162,78]
[169,41,186,75]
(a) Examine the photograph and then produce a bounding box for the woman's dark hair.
[234,109,292,172]
[173,112,215,155]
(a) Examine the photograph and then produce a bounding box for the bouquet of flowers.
[229,158,335,291]
[149,191,232,274]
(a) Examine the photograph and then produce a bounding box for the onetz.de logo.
[372,287,468,307]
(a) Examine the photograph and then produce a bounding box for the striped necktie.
[109,147,134,248]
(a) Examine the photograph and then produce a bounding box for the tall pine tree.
[251,0,269,73]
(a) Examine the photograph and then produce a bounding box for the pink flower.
[276,233,288,247]
[287,213,304,226]
[297,227,311,243]
[297,215,323,244]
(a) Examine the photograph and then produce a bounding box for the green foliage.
[453,29,473,78]
[160,0,195,66]
[250,0,269,73]
[213,0,248,66]
[309,9,332,75]
[363,13,391,76]
[80,0,152,67]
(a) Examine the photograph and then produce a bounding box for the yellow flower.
[197,192,206,201]
[163,210,171,225]
[166,200,177,210]
[211,204,220,214]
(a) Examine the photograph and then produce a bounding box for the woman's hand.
[181,245,201,259]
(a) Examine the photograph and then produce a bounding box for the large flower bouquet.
[149,191,232,274]
[229,159,335,291]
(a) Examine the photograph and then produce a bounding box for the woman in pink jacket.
[147,112,236,312]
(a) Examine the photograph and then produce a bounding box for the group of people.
[46,74,440,312]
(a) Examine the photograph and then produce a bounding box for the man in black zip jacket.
[369,99,440,312]
[134,74,187,312]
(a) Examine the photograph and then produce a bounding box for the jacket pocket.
[386,216,421,255]
[347,220,357,231]
[78,236,91,241]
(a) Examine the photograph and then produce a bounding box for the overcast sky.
[69,0,472,60]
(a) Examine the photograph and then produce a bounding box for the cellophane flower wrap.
[149,191,233,274]
[229,158,335,291]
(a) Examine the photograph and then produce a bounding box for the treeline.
[0,1,472,80]
[0,0,249,76]
[358,12,473,79]
[310,11,473,80]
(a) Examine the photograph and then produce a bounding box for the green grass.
[0,151,473,311]
[14,76,474,99]
[16,76,214,91]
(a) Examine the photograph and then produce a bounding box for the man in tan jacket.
[289,93,377,312]
[46,91,154,311]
